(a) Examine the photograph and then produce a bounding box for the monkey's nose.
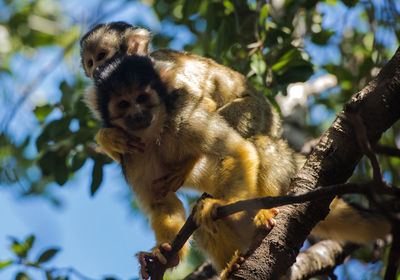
[125,112,153,130]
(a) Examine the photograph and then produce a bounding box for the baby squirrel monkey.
[88,54,295,278]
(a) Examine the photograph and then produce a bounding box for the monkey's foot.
[253,208,279,230]
[136,243,179,279]
[220,250,245,280]
[193,198,222,234]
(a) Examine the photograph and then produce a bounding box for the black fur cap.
[93,55,170,127]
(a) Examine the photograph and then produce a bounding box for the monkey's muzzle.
[125,111,153,130]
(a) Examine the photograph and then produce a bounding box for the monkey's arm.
[137,191,189,275]
[94,127,144,163]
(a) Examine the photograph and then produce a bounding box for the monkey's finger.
[136,251,151,267]
[268,217,276,227]
[160,243,172,251]
[153,245,169,265]
[140,266,149,280]
[128,138,145,147]
[127,143,145,153]
[270,208,279,215]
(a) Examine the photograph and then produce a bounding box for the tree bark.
[287,240,358,280]
[230,47,400,279]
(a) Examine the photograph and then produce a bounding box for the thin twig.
[384,223,400,280]
[346,107,400,222]
[374,144,400,158]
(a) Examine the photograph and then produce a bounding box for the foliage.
[0,0,399,279]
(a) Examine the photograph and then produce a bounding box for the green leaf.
[37,248,60,264]
[0,260,13,270]
[54,156,69,186]
[182,0,201,19]
[10,235,35,258]
[36,118,71,151]
[250,54,267,76]
[60,81,74,110]
[259,4,269,25]
[90,161,103,196]
[215,17,236,56]
[222,0,234,15]
[15,272,31,280]
[311,29,334,45]
[38,151,69,185]
[71,153,87,172]
[34,105,53,123]
[24,235,35,251]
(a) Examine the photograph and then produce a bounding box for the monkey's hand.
[137,243,179,280]
[193,198,222,234]
[253,208,279,230]
[95,127,145,163]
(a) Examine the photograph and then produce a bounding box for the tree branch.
[374,144,400,158]
[231,46,400,279]
[286,240,359,280]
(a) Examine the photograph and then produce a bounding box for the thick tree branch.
[286,240,359,280]
[231,46,400,279]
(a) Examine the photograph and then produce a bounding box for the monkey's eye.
[87,59,93,68]
[136,94,148,104]
[117,100,130,109]
[97,52,106,61]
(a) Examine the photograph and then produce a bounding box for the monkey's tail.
[311,197,391,244]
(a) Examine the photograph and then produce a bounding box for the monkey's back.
[150,49,282,139]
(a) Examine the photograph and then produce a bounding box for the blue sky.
[0,162,155,280]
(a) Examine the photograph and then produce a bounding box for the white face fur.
[82,33,119,78]
[107,85,167,143]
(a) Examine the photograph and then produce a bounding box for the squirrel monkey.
[86,55,391,279]
[87,54,293,277]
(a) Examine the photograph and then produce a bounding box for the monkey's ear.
[126,28,151,56]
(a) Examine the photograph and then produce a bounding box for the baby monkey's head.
[93,55,170,140]
[80,21,151,78]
